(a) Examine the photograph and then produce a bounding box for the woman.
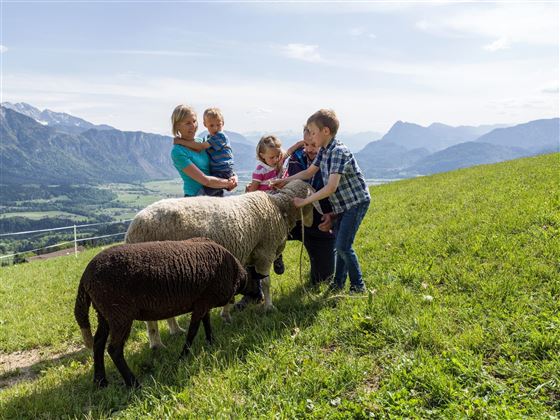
[170,104,237,196]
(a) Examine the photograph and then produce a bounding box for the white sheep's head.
[270,180,315,228]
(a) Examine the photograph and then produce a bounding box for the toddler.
[174,107,234,196]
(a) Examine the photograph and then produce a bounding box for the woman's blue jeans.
[332,200,370,290]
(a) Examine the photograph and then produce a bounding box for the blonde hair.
[256,135,282,165]
[171,104,197,137]
[203,107,224,123]
[307,109,339,136]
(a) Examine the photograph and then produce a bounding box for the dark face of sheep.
[241,266,265,301]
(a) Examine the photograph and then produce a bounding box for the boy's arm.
[293,173,341,208]
[270,165,318,188]
[174,137,211,151]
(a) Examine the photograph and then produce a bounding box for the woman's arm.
[174,137,211,152]
[293,173,341,208]
[182,163,233,189]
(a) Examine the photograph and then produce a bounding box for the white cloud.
[349,27,377,40]
[245,108,272,116]
[350,27,367,36]
[483,37,511,52]
[47,48,208,57]
[0,45,7,53]
[280,43,323,63]
[4,65,557,136]
[541,84,559,94]
[416,3,558,47]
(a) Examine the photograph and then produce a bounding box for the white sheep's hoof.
[150,342,166,350]
[169,326,186,335]
[263,304,277,313]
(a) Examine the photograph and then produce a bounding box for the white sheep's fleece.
[126,179,313,275]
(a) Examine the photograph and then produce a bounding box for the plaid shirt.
[313,137,370,214]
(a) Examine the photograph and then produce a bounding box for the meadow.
[0,154,558,418]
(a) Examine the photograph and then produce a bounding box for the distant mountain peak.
[1,101,116,134]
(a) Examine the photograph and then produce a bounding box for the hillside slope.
[0,154,558,417]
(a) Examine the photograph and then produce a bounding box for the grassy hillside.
[0,154,558,418]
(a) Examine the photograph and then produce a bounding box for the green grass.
[0,154,558,418]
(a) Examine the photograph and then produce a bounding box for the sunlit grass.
[0,154,558,418]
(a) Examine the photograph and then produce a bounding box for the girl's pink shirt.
[252,162,284,191]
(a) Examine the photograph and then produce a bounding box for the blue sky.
[1,1,558,135]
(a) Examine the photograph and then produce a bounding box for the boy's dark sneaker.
[349,286,366,294]
[273,254,285,275]
[323,283,342,297]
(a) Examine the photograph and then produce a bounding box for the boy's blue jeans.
[332,200,370,290]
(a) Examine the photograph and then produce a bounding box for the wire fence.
[0,219,133,261]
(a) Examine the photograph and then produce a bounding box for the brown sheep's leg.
[202,313,213,345]
[166,317,186,335]
[93,312,110,388]
[180,309,207,358]
[145,321,165,350]
[107,320,139,388]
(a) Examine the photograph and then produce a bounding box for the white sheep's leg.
[145,321,165,349]
[167,317,185,335]
[262,276,276,311]
[220,303,233,323]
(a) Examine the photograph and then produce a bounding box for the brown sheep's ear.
[302,204,314,227]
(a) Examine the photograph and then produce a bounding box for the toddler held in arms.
[174,107,235,196]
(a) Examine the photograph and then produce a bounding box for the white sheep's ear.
[302,205,313,227]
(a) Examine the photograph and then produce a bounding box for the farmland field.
[0,154,558,418]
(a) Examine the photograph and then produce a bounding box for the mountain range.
[356,119,558,178]
[1,102,558,185]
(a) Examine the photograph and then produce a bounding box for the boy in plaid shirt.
[272,109,370,292]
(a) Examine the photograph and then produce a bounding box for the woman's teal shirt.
[171,138,210,196]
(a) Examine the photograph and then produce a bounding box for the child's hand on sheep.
[270,178,288,189]
[293,197,307,208]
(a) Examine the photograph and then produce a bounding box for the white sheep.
[125,179,314,349]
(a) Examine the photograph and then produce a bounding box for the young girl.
[246,135,286,192]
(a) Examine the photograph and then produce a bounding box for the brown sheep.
[74,238,261,388]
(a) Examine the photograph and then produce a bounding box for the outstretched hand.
[270,179,288,189]
[293,197,306,208]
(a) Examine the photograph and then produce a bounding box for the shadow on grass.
[0,282,332,418]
